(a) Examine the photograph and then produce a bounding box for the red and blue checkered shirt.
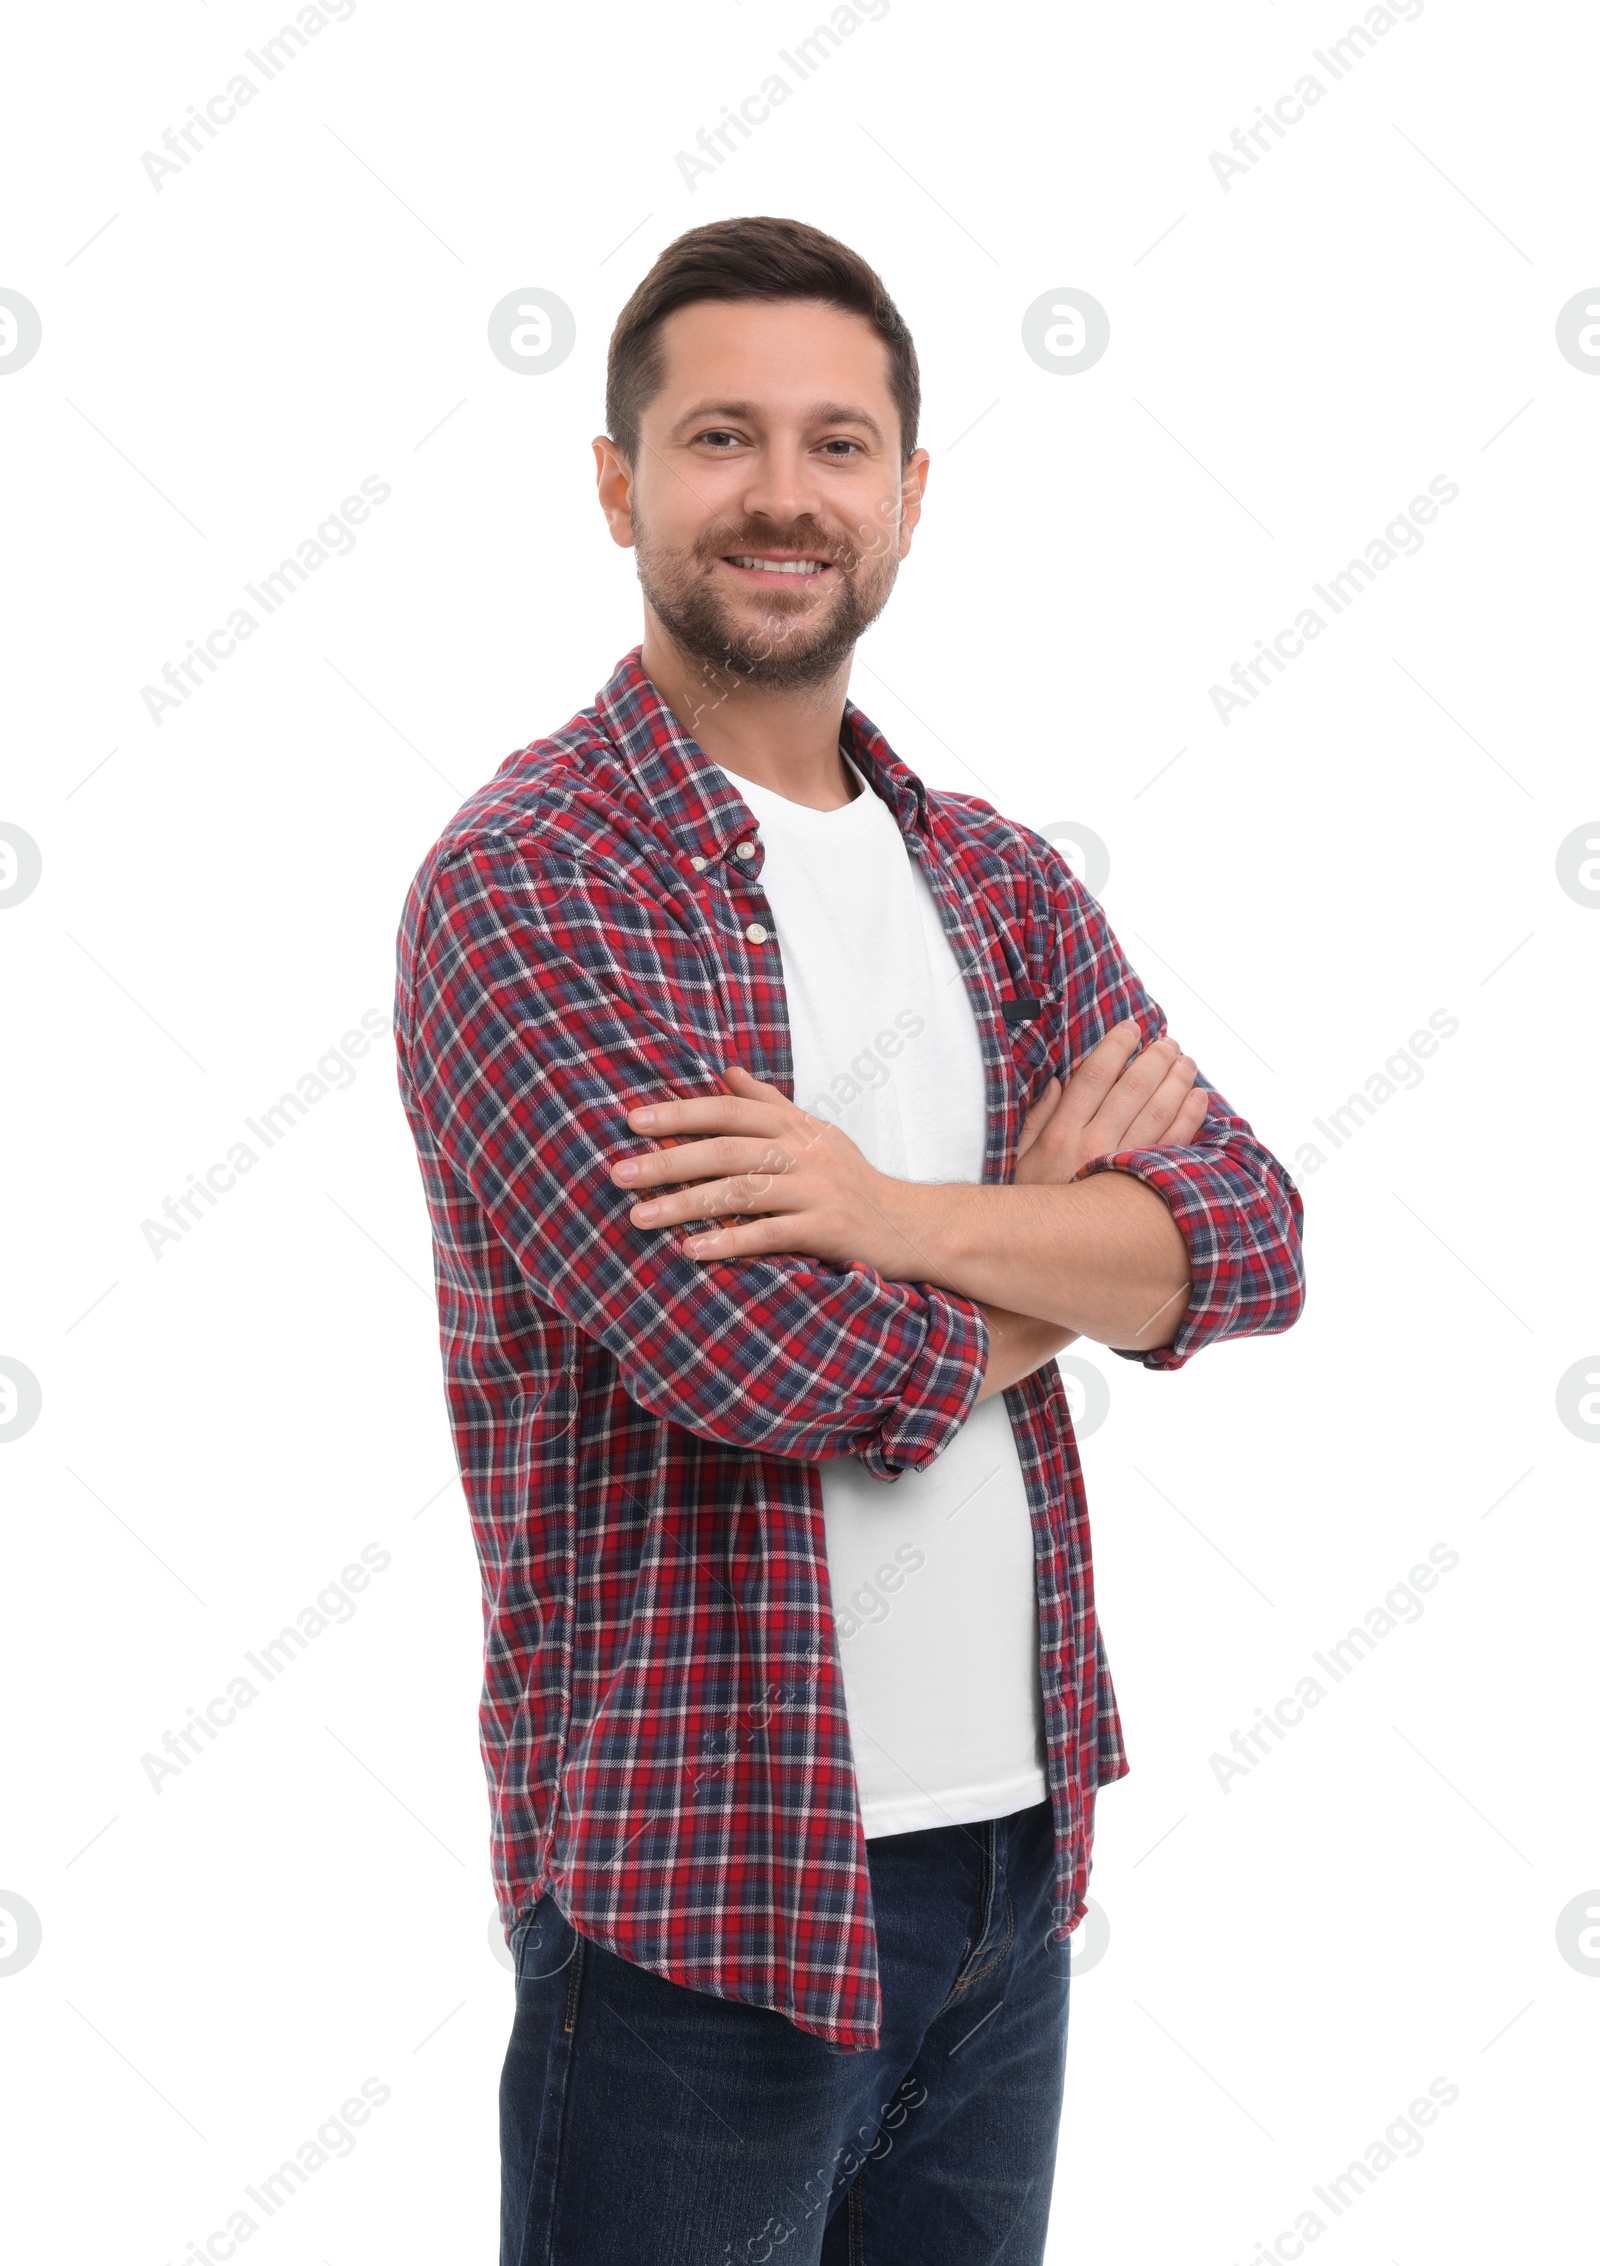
[393,646,1305,2051]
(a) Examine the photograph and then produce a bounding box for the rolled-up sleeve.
[1038,843,1305,1372]
[399,842,991,1471]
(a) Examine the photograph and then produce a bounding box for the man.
[393,215,1305,2264]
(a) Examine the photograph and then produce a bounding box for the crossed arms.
[609,1027,1209,1402]
[402,841,1306,1473]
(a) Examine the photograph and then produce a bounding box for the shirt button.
[689,855,707,871]
[744,923,769,944]
[735,841,756,859]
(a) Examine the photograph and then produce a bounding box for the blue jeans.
[499,1797,1072,2263]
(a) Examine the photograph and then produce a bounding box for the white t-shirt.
[713,750,1049,1837]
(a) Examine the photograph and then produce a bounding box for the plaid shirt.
[393,646,1305,2051]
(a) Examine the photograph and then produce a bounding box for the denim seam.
[848,2165,867,2264]
[541,1933,586,2265]
[562,1934,586,2035]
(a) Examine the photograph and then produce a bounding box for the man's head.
[595,216,929,693]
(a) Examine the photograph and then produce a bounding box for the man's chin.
[728,638,857,690]
[655,600,857,688]
[727,626,851,683]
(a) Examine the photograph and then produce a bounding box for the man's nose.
[737,439,828,528]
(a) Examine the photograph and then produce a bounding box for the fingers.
[1054,1019,1147,1124]
[1119,1056,1207,1150]
[1076,1030,1184,1145]
[1171,1085,1210,1141]
[626,1093,789,1140]
[719,1063,787,1100]
[612,1134,786,1189]
[617,1136,802,1227]
[626,1064,828,1149]
[626,1177,776,1230]
[678,1216,809,1260]
[612,1147,796,1248]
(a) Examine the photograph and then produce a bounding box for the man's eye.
[820,440,863,458]
[697,430,743,449]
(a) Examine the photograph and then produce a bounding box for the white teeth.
[730,556,827,575]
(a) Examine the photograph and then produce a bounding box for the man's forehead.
[650,300,895,429]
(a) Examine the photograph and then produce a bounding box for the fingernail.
[684,1234,710,1254]
[634,1201,660,1222]
[631,1108,656,1126]
[615,1160,638,1180]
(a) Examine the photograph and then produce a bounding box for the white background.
[2,1,1596,2259]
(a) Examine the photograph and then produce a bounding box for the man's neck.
[639,623,861,812]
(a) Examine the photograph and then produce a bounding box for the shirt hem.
[860,1761,1051,1839]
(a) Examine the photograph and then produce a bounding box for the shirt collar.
[592,645,932,876]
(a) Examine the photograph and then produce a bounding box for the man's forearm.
[890,1171,1192,1353]
[974,1306,1080,1403]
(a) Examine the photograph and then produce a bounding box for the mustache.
[695,524,863,573]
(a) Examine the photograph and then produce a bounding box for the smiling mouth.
[719,554,836,584]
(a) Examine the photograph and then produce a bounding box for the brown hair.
[604,215,920,468]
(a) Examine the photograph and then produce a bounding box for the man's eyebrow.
[669,399,887,446]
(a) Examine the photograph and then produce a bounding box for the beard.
[632,507,900,692]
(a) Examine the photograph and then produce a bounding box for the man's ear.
[897,447,931,561]
[593,435,637,550]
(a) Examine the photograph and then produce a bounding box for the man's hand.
[612,1071,915,1274]
[1015,1019,1206,1186]
[978,1021,1204,1396]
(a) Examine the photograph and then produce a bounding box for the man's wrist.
[883,1177,1063,1316]
[876,1175,982,1296]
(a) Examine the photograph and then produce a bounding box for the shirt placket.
[698,821,791,1086]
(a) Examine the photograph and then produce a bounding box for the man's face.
[603,297,928,691]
